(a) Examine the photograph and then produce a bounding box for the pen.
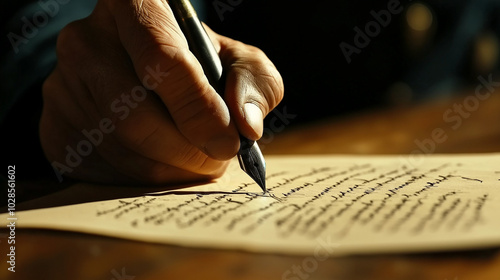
[168,0,267,192]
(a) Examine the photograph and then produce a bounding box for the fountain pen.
[168,0,267,192]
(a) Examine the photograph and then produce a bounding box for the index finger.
[101,0,240,160]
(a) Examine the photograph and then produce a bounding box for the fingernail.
[205,135,239,160]
[244,103,264,139]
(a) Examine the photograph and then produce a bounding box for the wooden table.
[2,91,500,280]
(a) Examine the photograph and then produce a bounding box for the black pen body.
[168,0,267,192]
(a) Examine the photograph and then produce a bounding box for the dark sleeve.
[0,0,97,182]
[0,0,207,189]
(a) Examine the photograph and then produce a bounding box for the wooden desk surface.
[2,92,500,280]
[264,92,500,155]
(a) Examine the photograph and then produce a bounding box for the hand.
[40,0,283,184]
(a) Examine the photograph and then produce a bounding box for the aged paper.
[3,154,500,255]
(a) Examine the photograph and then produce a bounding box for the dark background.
[204,0,500,125]
[2,0,500,186]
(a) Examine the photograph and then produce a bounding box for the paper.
[3,154,500,255]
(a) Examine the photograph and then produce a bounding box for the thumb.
[209,28,285,141]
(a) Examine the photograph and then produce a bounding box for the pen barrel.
[169,0,266,191]
[170,0,225,93]
[170,0,256,149]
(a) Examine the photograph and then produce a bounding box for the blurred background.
[2,3,500,279]
[2,0,500,183]
[3,0,500,131]
[203,0,500,125]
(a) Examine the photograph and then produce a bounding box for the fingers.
[42,65,227,183]
[103,0,240,160]
[48,16,228,182]
[79,129,229,185]
[205,26,285,141]
[102,0,283,155]
[42,0,283,185]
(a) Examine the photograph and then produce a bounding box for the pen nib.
[237,138,266,192]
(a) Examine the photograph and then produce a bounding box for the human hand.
[40,0,283,184]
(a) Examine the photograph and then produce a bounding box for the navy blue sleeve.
[0,0,205,187]
[1,0,98,123]
[0,0,97,185]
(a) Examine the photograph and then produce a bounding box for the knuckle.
[251,50,284,104]
[259,63,285,110]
